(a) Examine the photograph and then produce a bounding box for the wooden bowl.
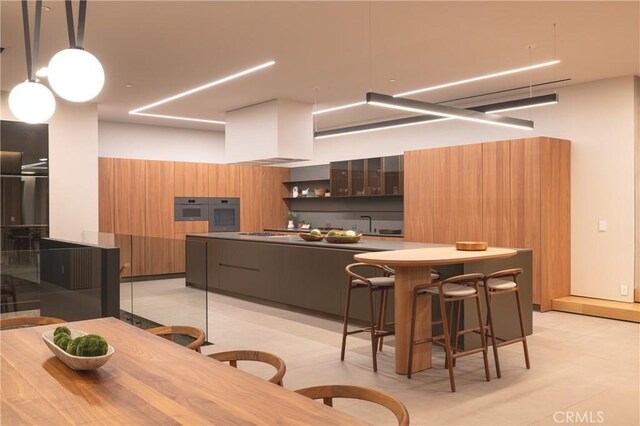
[299,232,324,241]
[455,241,488,251]
[42,329,115,370]
[325,234,362,244]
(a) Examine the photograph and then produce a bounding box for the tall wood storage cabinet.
[404,137,570,311]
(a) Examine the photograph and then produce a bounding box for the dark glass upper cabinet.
[365,157,382,195]
[330,160,349,196]
[383,155,403,195]
[350,159,365,196]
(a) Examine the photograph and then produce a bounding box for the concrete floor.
[122,278,640,426]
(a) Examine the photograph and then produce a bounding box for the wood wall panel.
[145,161,174,238]
[114,159,146,236]
[98,158,115,233]
[540,138,571,311]
[260,167,291,229]
[239,165,262,232]
[175,162,209,197]
[113,159,146,276]
[510,138,542,305]
[403,137,570,311]
[145,161,175,275]
[482,141,511,247]
[209,164,240,197]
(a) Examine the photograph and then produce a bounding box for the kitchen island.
[186,232,533,342]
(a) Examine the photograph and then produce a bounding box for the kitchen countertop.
[188,232,453,252]
[263,227,404,238]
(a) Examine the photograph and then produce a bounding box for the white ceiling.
[1,1,638,132]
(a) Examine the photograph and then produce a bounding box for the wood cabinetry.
[99,159,290,276]
[404,137,570,311]
[208,164,240,197]
[98,158,115,233]
[240,166,290,232]
[175,162,208,197]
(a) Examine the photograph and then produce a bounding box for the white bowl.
[42,329,115,370]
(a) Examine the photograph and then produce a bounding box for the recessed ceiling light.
[42,5,51,12]
[389,79,397,83]
[129,60,275,124]
[125,83,133,88]
[36,67,48,78]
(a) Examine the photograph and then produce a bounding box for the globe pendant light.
[8,0,56,124]
[47,0,104,102]
[9,81,56,124]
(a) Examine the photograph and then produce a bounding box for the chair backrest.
[484,268,523,282]
[146,325,205,352]
[0,316,66,330]
[208,350,286,386]
[295,385,409,426]
[442,273,484,286]
[119,263,130,277]
[345,263,394,282]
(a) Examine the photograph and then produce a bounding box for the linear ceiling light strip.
[472,93,558,114]
[129,60,276,117]
[313,60,561,116]
[367,92,533,130]
[315,93,556,139]
[394,60,561,98]
[131,112,225,125]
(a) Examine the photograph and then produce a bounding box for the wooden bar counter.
[0,318,364,425]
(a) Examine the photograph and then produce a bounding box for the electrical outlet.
[621,285,629,296]
[598,220,607,232]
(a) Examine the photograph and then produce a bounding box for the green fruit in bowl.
[327,230,339,237]
[310,229,322,236]
[53,326,71,338]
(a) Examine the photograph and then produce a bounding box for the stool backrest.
[208,350,286,386]
[295,384,409,426]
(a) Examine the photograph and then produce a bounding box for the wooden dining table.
[354,246,516,374]
[0,317,365,425]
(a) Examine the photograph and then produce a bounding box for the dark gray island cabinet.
[186,233,533,338]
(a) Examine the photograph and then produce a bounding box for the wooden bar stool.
[340,263,395,372]
[407,273,490,392]
[481,268,530,378]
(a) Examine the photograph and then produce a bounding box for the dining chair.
[207,350,286,386]
[341,263,395,372]
[0,316,66,330]
[146,325,205,352]
[481,268,530,378]
[295,384,409,426]
[407,273,490,392]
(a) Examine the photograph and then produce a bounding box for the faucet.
[360,215,372,233]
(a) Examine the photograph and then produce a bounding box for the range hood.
[225,99,313,165]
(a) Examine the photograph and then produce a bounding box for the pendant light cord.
[368,1,372,92]
[21,0,42,82]
[65,0,88,49]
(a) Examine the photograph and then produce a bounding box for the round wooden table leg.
[394,266,432,374]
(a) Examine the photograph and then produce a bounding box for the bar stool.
[481,268,530,378]
[407,273,490,392]
[340,263,395,372]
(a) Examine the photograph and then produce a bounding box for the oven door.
[209,204,240,232]
[175,204,208,221]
